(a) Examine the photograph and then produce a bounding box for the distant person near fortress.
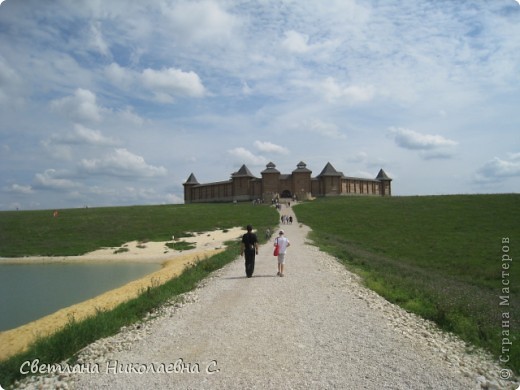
[183,161,392,204]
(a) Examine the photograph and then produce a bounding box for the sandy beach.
[0,227,245,361]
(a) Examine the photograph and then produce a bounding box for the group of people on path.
[280,215,292,224]
[240,224,290,278]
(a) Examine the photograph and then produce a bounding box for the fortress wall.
[184,162,391,203]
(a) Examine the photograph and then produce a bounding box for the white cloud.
[61,124,118,146]
[105,63,135,89]
[164,0,238,44]
[42,124,117,161]
[165,193,184,204]
[80,148,168,178]
[242,81,253,96]
[389,127,458,151]
[116,107,145,126]
[475,154,520,183]
[41,140,73,161]
[299,119,346,140]
[228,147,267,166]
[281,30,339,56]
[7,184,34,194]
[34,169,80,191]
[0,56,25,107]
[50,89,105,122]
[141,68,206,101]
[350,170,374,179]
[297,77,376,104]
[347,152,368,163]
[324,79,375,104]
[282,31,312,54]
[254,141,289,154]
[88,22,110,57]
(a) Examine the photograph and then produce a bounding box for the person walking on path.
[274,229,290,277]
[241,224,259,278]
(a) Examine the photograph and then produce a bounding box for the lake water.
[0,262,160,331]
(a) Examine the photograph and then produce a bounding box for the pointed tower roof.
[184,173,199,185]
[231,164,255,178]
[376,169,391,181]
[318,162,343,177]
[261,162,280,174]
[293,161,312,173]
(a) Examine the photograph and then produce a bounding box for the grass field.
[293,194,519,373]
[0,203,279,387]
[0,203,276,257]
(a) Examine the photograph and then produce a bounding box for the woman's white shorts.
[277,253,286,264]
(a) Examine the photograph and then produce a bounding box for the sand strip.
[0,227,244,361]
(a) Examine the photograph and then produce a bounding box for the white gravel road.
[15,206,516,390]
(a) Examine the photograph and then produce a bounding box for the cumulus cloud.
[34,169,80,191]
[228,147,267,165]
[42,124,117,161]
[164,0,238,44]
[141,67,206,102]
[475,153,520,183]
[79,148,167,178]
[282,31,312,54]
[7,184,34,194]
[299,119,346,139]
[320,78,375,104]
[116,107,145,126]
[168,194,184,204]
[50,89,105,122]
[347,152,368,163]
[60,124,118,146]
[105,62,134,89]
[254,141,289,154]
[106,63,207,102]
[389,127,457,157]
[281,30,339,56]
[294,77,376,104]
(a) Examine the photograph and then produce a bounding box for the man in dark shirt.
[241,224,259,278]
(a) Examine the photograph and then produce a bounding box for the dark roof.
[318,162,343,177]
[184,173,199,185]
[376,169,392,180]
[292,161,312,173]
[261,162,280,174]
[231,164,256,178]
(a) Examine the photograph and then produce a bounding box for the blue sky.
[0,0,519,210]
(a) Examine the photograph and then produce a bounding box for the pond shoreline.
[0,227,244,361]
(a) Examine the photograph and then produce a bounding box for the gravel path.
[15,206,516,390]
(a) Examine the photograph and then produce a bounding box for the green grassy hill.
[293,194,519,373]
[0,203,277,257]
